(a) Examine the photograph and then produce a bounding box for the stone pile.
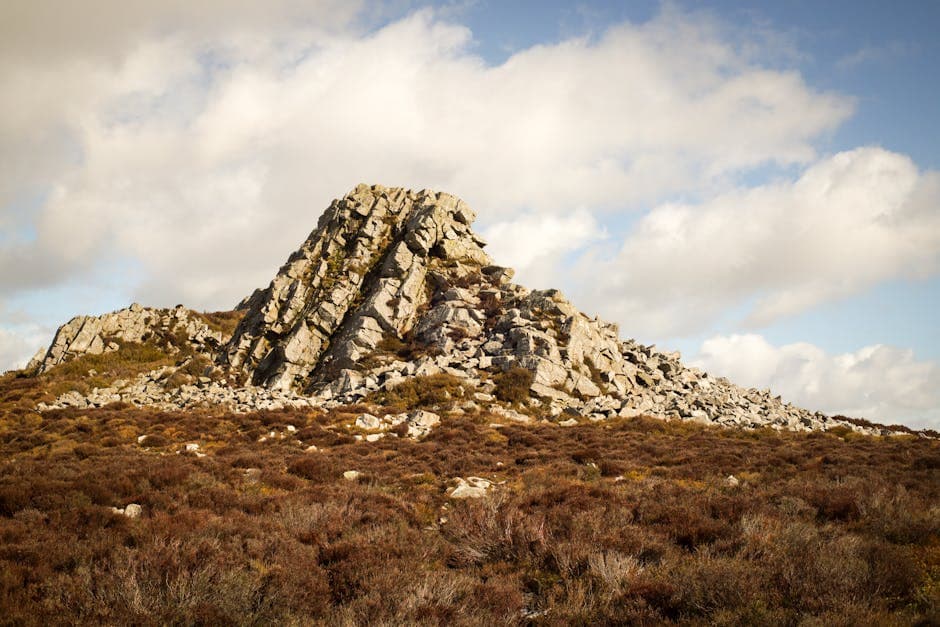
[354,409,441,440]
[37,365,317,413]
[33,184,895,437]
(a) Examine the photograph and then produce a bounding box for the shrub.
[287,456,339,483]
[139,434,171,448]
[371,373,467,409]
[493,367,534,404]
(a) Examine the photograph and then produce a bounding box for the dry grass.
[494,367,535,405]
[369,373,469,410]
[0,343,178,415]
[193,310,244,339]
[0,368,937,624]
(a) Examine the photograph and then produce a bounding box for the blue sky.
[1,0,938,427]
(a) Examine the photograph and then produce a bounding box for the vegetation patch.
[193,310,244,338]
[494,367,535,404]
[0,365,938,624]
[369,373,468,410]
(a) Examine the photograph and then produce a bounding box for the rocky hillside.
[27,184,906,436]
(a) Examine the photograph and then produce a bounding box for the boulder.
[449,477,492,499]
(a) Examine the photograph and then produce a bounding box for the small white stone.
[343,470,361,481]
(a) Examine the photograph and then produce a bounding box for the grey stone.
[355,414,382,430]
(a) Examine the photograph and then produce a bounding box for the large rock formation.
[30,184,899,436]
[28,303,224,374]
[220,184,491,391]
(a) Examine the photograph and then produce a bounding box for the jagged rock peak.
[220,184,502,391]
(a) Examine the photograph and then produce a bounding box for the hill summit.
[30,184,887,435]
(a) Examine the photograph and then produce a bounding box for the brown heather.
[0,369,938,625]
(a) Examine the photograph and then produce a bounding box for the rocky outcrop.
[32,184,904,437]
[220,184,492,391]
[27,303,224,374]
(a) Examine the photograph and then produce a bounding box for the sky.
[1,0,938,429]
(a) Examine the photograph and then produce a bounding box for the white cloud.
[579,147,940,336]
[0,6,853,311]
[483,209,605,288]
[0,324,50,373]
[836,41,912,71]
[692,334,940,430]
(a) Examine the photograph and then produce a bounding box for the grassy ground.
[0,365,937,625]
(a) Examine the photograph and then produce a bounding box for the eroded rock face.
[28,304,224,374]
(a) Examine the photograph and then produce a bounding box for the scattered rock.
[406,410,440,438]
[449,477,492,499]
[355,414,382,430]
[110,504,142,519]
[343,470,361,481]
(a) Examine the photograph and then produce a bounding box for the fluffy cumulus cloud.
[482,209,605,288]
[692,334,940,430]
[580,148,940,336]
[0,323,51,371]
[0,4,853,311]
